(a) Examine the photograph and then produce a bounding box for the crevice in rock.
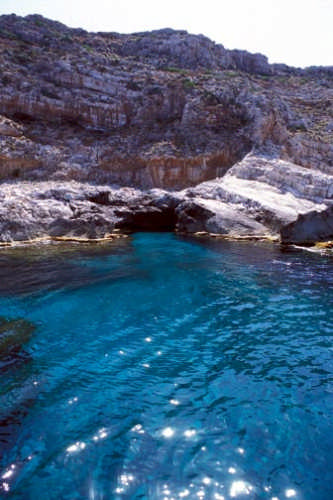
[12,112,35,123]
[87,191,111,205]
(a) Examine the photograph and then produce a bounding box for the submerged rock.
[0,316,38,463]
[0,317,35,362]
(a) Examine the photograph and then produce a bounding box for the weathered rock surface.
[0,15,332,245]
[0,154,331,244]
[176,198,270,237]
[176,154,330,239]
[0,182,138,241]
[281,206,333,245]
[0,14,331,190]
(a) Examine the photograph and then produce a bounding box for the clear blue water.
[0,233,332,500]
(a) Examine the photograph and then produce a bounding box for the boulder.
[176,198,269,236]
[281,206,333,245]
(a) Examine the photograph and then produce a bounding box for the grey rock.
[0,150,332,244]
[176,198,269,236]
[0,13,331,190]
[0,15,332,245]
[229,50,272,75]
[176,153,331,238]
[280,206,333,244]
[176,200,215,233]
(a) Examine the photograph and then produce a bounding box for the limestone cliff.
[0,14,332,189]
[0,14,332,245]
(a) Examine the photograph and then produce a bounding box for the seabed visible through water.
[0,232,332,500]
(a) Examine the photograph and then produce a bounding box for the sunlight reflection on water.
[0,234,332,499]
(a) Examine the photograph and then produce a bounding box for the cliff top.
[0,13,332,76]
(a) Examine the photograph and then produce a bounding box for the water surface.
[0,233,332,500]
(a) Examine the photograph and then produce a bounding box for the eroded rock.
[0,14,331,188]
[281,206,333,245]
[0,153,331,244]
[0,15,331,244]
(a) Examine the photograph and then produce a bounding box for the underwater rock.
[0,317,35,360]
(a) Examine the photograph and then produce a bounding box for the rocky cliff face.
[0,14,332,245]
[0,14,332,189]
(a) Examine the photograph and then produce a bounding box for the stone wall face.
[0,14,331,189]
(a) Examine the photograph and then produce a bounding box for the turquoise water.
[0,233,332,500]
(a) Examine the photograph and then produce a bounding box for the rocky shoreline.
[0,15,332,247]
[0,152,332,247]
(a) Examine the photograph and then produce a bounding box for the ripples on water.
[0,233,332,500]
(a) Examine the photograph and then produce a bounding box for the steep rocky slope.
[0,14,332,244]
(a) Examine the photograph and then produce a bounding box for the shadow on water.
[181,235,333,293]
[0,238,137,297]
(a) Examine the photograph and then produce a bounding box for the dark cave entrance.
[115,205,178,232]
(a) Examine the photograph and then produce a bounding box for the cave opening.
[115,205,178,232]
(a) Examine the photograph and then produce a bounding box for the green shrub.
[163,66,186,74]
[183,78,195,90]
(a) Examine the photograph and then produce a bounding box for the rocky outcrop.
[0,15,332,245]
[0,14,331,190]
[0,154,331,245]
[175,154,330,239]
[176,199,270,237]
[281,206,333,245]
[0,182,136,241]
[0,115,23,137]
